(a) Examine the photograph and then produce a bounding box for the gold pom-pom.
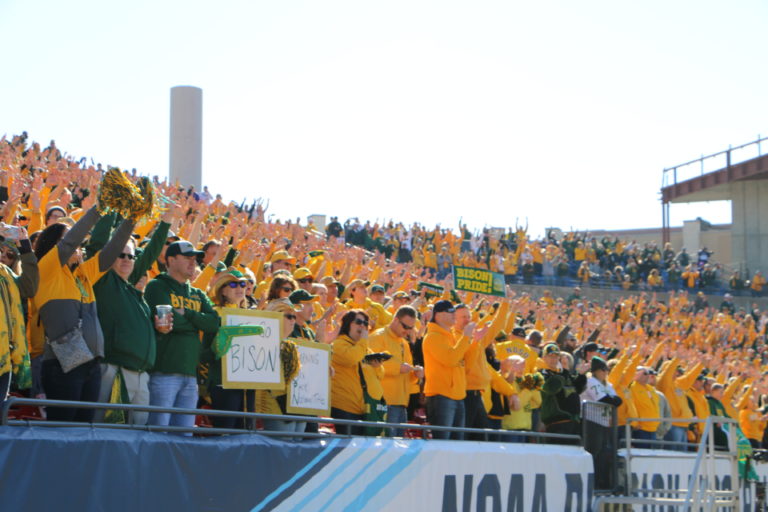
[280,340,301,383]
[97,168,156,221]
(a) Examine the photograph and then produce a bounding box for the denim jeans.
[148,373,198,432]
[426,394,465,440]
[41,358,101,422]
[330,407,365,436]
[664,425,688,451]
[464,391,489,440]
[262,419,307,441]
[386,405,408,437]
[632,429,656,449]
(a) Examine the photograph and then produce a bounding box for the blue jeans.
[148,373,198,433]
[664,425,688,451]
[632,429,656,449]
[386,405,408,437]
[427,394,465,440]
[262,419,308,441]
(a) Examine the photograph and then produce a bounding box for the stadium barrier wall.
[0,426,593,512]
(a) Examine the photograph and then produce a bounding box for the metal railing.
[595,416,740,511]
[0,397,581,444]
[662,135,767,188]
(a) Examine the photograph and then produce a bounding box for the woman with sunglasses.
[266,275,298,303]
[201,267,255,429]
[255,299,305,438]
[90,206,177,425]
[330,309,385,436]
[33,205,137,422]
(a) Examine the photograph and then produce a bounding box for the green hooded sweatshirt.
[144,273,220,376]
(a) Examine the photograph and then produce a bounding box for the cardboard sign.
[452,265,506,297]
[286,340,331,416]
[220,308,285,390]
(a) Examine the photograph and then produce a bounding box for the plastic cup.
[156,305,173,327]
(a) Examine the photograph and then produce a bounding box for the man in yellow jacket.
[368,306,423,437]
[656,357,703,451]
[423,300,479,440]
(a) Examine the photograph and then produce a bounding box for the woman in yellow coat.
[331,309,384,436]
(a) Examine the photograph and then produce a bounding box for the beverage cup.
[156,305,173,328]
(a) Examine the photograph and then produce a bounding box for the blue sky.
[1,0,766,236]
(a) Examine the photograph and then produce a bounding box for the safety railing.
[594,416,740,511]
[0,397,582,444]
[662,135,767,189]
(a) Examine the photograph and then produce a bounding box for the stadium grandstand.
[2,132,768,510]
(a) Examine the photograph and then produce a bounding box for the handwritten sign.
[220,308,284,390]
[286,340,331,416]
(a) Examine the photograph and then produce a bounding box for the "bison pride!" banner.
[453,265,506,297]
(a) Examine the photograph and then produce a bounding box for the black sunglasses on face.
[285,314,297,321]
[118,253,135,260]
[297,278,313,284]
[353,318,369,327]
[399,318,414,330]
[281,286,293,293]
[227,281,247,288]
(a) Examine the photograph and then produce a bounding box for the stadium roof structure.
[661,135,768,274]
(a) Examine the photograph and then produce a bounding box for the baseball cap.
[293,267,313,280]
[542,343,560,356]
[166,241,204,258]
[270,250,296,264]
[582,342,599,353]
[392,290,409,300]
[289,289,318,305]
[370,284,386,294]
[511,327,526,338]
[433,300,456,315]
[590,356,608,373]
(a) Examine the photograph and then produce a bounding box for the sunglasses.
[118,253,135,260]
[227,281,247,289]
[281,286,294,293]
[353,318,369,327]
[398,318,414,330]
[297,278,313,284]
[285,314,297,321]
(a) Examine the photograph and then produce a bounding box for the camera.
[0,224,23,241]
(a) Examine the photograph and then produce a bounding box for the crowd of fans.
[332,217,766,296]
[1,132,768,451]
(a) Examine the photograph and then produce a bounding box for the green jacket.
[144,273,220,376]
[91,215,170,372]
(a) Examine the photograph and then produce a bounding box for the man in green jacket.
[144,240,220,431]
[90,206,177,425]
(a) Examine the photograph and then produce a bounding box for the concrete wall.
[731,180,768,275]
[169,86,203,190]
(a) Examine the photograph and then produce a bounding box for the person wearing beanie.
[580,356,621,406]
[539,342,588,443]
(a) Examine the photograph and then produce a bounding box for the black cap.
[590,356,608,373]
[511,327,527,338]
[433,300,456,316]
[166,241,204,258]
[289,289,318,305]
[583,342,599,353]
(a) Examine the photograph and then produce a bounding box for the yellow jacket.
[368,327,415,407]
[740,407,766,442]
[687,387,710,435]
[0,264,27,376]
[629,381,660,432]
[331,335,384,415]
[465,302,508,390]
[423,322,470,400]
[656,358,703,427]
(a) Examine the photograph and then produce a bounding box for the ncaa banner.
[0,427,593,511]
